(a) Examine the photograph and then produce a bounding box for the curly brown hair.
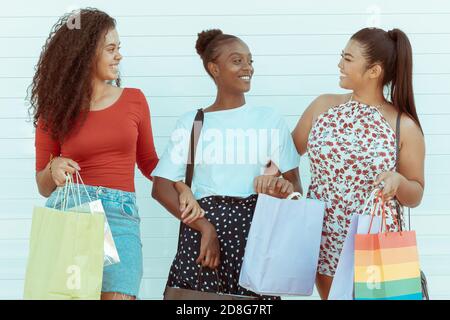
[28,8,120,142]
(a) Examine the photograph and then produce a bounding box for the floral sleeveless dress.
[307,99,405,277]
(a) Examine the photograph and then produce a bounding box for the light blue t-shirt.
[152,104,300,199]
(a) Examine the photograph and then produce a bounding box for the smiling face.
[338,39,383,91]
[94,28,122,82]
[208,39,254,94]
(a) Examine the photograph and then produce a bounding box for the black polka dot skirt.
[166,194,280,300]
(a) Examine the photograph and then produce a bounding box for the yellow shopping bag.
[24,175,104,300]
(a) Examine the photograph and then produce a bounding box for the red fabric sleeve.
[136,90,159,181]
[35,120,61,172]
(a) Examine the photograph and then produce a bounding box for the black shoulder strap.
[175,109,204,259]
[395,111,401,166]
[395,111,411,231]
[185,108,204,188]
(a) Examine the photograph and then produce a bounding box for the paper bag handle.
[286,192,303,200]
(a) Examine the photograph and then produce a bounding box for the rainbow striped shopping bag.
[354,193,422,300]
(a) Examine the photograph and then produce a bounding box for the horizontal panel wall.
[0,0,449,299]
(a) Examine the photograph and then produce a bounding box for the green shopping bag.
[23,205,104,300]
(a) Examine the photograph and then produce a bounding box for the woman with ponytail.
[292,27,425,299]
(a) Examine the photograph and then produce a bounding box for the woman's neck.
[91,79,110,106]
[207,91,246,112]
[351,86,387,107]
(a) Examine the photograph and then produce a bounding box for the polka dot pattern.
[166,194,280,300]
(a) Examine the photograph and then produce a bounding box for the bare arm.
[36,163,57,198]
[292,94,339,155]
[292,107,314,156]
[174,180,189,194]
[282,168,303,195]
[152,176,220,269]
[152,177,214,233]
[174,181,205,224]
[36,157,80,198]
[375,116,425,207]
[394,116,425,207]
[254,167,302,198]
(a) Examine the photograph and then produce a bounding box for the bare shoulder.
[293,93,351,155]
[308,93,351,118]
[400,112,424,146]
[401,113,422,134]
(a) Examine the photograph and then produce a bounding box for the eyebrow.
[341,50,354,58]
[105,42,121,48]
[228,52,252,58]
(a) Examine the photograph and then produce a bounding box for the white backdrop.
[0,0,449,299]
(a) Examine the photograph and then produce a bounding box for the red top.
[35,88,159,192]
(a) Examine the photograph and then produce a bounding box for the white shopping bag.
[69,200,120,267]
[239,192,326,296]
[328,189,383,300]
[58,171,120,267]
[328,214,382,300]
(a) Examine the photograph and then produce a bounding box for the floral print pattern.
[307,100,405,277]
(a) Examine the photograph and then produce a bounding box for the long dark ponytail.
[351,27,422,132]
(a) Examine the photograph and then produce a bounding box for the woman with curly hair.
[30,8,203,300]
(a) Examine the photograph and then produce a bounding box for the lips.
[239,75,252,82]
[110,64,119,72]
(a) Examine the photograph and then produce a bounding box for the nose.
[337,58,343,70]
[115,51,123,61]
[243,61,253,73]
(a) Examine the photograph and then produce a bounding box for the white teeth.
[239,76,251,81]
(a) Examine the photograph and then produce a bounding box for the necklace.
[349,93,386,111]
